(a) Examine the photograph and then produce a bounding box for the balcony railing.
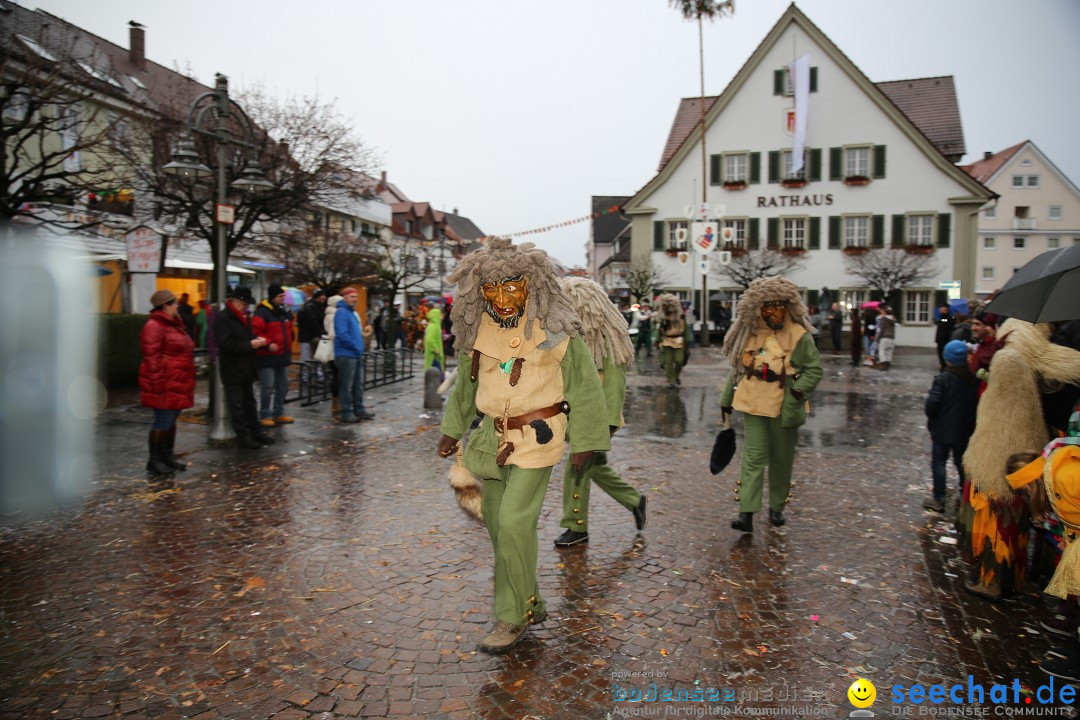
[1012,218,1037,231]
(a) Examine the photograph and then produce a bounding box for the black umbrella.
[984,245,1080,323]
[709,410,736,475]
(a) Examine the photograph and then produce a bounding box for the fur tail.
[448,459,483,522]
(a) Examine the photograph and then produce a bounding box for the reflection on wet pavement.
[0,347,1066,718]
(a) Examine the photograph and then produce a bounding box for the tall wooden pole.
[698,13,710,348]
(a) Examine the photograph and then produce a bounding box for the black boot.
[769,509,786,526]
[161,426,187,471]
[251,429,276,446]
[235,431,264,450]
[731,512,753,533]
[146,430,175,474]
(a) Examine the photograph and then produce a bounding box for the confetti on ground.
[938,536,958,545]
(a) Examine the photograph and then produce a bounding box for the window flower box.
[781,246,806,256]
[904,244,936,255]
[665,248,680,257]
[723,244,748,257]
[780,178,807,189]
[842,246,870,255]
[844,175,871,186]
[722,180,747,191]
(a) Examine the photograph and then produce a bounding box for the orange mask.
[482,275,529,329]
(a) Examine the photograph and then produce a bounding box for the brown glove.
[570,451,593,473]
[791,389,806,402]
[438,434,459,458]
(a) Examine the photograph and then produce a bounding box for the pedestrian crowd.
[917,304,1080,682]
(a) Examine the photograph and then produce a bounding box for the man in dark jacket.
[934,304,955,370]
[214,287,275,449]
[252,284,295,426]
[297,289,327,364]
[922,340,979,512]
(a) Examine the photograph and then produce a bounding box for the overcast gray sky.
[24,0,1080,267]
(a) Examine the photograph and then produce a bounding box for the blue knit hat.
[943,340,968,366]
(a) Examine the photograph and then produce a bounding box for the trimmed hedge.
[98,313,146,388]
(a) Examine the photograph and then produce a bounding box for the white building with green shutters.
[623,4,993,348]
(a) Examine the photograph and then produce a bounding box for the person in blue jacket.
[334,287,375,422]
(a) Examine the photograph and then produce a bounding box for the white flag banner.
[790,53,810,174]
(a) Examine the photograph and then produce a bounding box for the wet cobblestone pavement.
[0,348,1068,718]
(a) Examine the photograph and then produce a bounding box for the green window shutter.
[829,147,843,181]
[828,216,841,249]
[807,289,819,307]
[938,212,951,248]
[748,218,760,250]
[810,67,818,92]
[873,145,887,179]
[749,152,761,184]
[889,291,904,323]
[870,290,883,302]
[654,220,664,251]
[710,154,721,185]
[872,215,885,248]
[809,148,822,182]
[768,151,780,183]
[774,69,784,96]
[934,290,948,309]
[808,217,821,250]
[892,214,906,248]
[767,218,779,250]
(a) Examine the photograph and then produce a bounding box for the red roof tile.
[959,141,1027,184]
[875,76,966,160]
[658,97,718,172]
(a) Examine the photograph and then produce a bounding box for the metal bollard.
[424,367,444,410]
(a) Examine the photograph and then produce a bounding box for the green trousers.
[738,413,797,513]
[660,347,684,385]
[560,453,641,531]
[466,447,551,625]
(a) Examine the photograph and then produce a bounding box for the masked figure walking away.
[214,287,276,449]
[655,294,691,387]
[719,277,823,533]
[554,277,647,548]
[437,239,609,654]
[139,289,196,474]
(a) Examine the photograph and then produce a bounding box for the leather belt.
[494,401,570,433]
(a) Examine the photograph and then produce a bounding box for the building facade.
[623,5,992,347]
[963,141,1080,297]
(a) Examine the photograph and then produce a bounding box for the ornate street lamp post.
[162,73,273,445]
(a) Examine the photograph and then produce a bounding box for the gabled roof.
[591,196,631,244]
[876,76,965,160]
[443,211,485,242]
[634,4,991,209]
[658,98,717,172]
[959,141,1026,184]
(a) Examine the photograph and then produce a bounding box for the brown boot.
[477,622,527,654]
[331,396,341,417]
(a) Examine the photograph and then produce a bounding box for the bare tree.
[626,260,670,303]
[365,230,441,305]
[843,248,939,296]
[112,81,379,301]
[264,223,376,296]
[1,29,134,230]
[716,249,806,289]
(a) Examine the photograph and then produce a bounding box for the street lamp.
[162,73,273,445]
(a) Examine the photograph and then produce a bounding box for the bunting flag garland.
[484,203,624,242]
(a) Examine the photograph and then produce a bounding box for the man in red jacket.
[252,284,295,427]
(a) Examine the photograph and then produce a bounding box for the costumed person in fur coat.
[553,277,647,548]
[436,238,609,654]
[424,306,445,378]
[960,320,1080,600]
[719,277,823,533]
[655,293,691,387]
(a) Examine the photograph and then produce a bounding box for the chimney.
[129,23,145,69]
[983,151,992,161]
[453,207,458,216]
[380,171,387,189]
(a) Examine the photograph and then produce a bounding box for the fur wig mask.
[446,237,581,354]
[655,293,683,323]
[722,276,815,366]
[560,276,635,369]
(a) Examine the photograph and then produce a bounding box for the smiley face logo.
[848,678,876,708]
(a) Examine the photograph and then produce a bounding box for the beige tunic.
[472,317,571,468]
[732,323,808,419]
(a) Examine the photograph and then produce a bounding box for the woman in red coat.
[140,289,196,474]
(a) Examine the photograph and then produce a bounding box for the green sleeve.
[791,333,823,396]
[600,357,627,429]
[439,352,478,439]
[562,336,611,453]
[719,367,737,407]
